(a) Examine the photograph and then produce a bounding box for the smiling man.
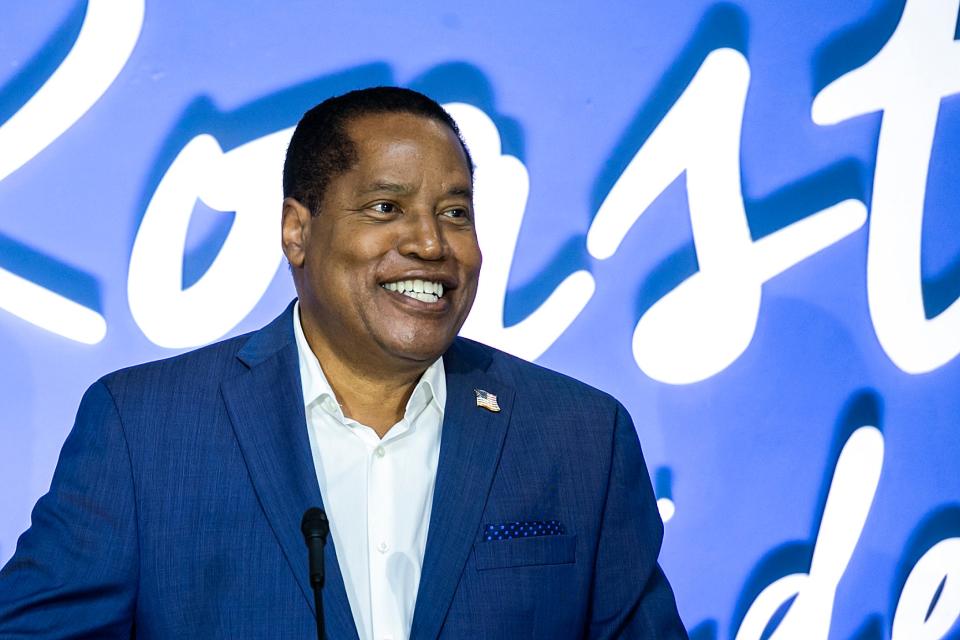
[282,101,480,438]
[0,88,687,639]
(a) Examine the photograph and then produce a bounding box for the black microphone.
[301,507,329,640]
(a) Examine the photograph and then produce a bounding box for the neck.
[299,312,430,438]
[322,354,423,438]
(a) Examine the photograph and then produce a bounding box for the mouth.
[380,278,447,305]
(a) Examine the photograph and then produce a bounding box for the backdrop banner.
[1,1,958,638]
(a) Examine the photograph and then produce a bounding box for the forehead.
[342,112,471,178]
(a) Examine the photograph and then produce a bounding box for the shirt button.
[377,541,388,554]
[374,446,386,458]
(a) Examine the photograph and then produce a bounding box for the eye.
[442,207,471,221]
[370,202,400,215]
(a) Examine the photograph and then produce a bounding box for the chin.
[396,344,450,364]
[381,332,452,364]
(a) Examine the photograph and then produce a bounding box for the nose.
[398,211,447,261]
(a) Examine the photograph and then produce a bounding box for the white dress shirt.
[293,303,445,640]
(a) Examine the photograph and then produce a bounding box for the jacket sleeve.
[0,380,138,638]
[587,401,688,639]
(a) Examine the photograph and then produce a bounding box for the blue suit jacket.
[0,304,687,638]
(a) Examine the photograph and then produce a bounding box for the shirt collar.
[292,301,446,424]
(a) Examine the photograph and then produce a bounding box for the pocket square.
[483,520,565,541]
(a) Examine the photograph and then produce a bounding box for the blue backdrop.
[2,1,959,638]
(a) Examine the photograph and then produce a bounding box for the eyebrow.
[357,182,473,198]
[358,181,415,196]
[446,185,473,198]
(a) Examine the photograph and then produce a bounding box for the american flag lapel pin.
[474,389,501,412]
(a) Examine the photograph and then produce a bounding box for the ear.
[281,197,312,269]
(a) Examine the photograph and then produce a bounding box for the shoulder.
[451,339,636,505]
[98,302,296,399]
[451,337,625,419]
[97,331,256,403]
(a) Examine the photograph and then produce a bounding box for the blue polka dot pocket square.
[482,520,565,541]
[475,521,576,570]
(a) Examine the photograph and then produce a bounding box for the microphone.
[301,507,329,640]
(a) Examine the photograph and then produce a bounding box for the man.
[0,87,687,638]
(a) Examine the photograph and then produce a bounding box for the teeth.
[381,279,445,298]
[391,290,438,303]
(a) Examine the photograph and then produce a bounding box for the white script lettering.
[812,0,960,374]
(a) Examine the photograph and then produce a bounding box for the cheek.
[341,231,397,269]
[318,236,387,279]
[450,235,482,272]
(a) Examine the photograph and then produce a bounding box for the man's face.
[285,111,481,369]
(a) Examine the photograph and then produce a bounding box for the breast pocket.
[474,534,577,570]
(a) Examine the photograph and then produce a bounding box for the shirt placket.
[368,432,401,640]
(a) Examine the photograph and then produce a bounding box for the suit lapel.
[410,340,515,640]
[221,305,359,640]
